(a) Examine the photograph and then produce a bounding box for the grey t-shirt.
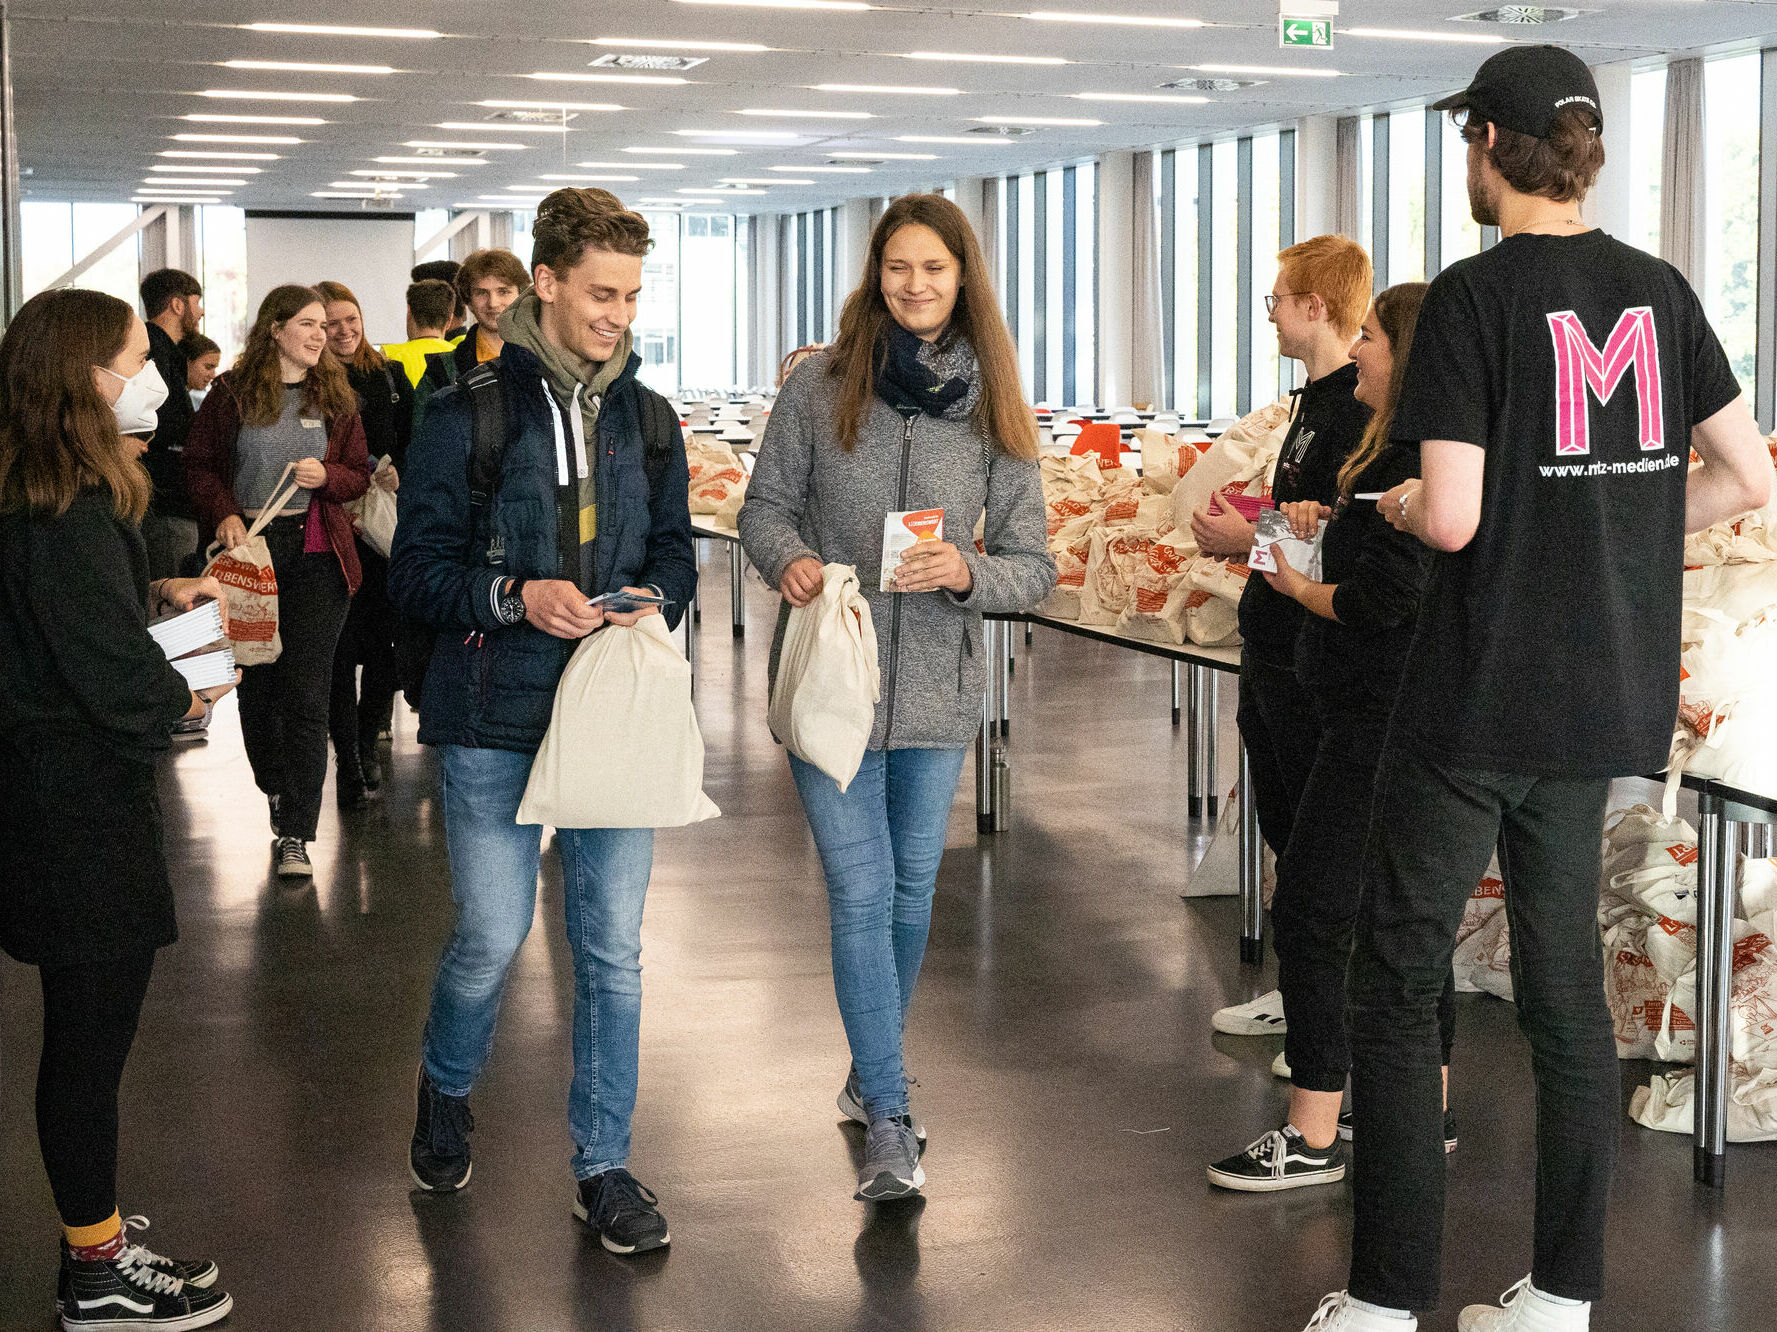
[235,384,326,513]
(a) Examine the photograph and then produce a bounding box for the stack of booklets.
[147,600,236,690]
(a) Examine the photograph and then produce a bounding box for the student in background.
[411,258,467,342]
[415,248,526,429]
[138,268,204,581]
[381,280,458,390]
[0,287,236,1332]
[181,333,221,404]
[318,279,413,806]
[185,284,371,881]
[739,194,1055,1204]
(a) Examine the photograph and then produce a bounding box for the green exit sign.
[1280,16,1335,49]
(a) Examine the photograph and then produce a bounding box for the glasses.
[1264,292,1312,315]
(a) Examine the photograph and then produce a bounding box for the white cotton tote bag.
[517,616,720,829]
[768,563,880,792]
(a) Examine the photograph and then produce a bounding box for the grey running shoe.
[855,1115,925,1202]
[838,1067,926,1144]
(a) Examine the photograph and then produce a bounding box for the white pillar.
[1587,60,1633,237]
[1295,114,1340,242]
[751,213,781,386]
[1097,149,1134,410]
[952,176,988,242]
[834,198,872,303]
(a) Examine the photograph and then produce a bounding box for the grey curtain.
[1130,150,1166,409]
[979,178,1000,303]
[1335,116,1360,239]
[1660,57,1705,287]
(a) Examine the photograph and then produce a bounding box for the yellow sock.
[64,1211,123,1252]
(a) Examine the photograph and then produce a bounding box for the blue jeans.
[422,744,655,1181]
[789,746,969,1119]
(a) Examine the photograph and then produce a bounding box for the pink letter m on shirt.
[1546,307,1665,457]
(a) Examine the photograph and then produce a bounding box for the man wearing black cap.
[1298,46,1773,1332]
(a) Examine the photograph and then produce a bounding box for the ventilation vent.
[589,52,708,72]
[483,109,578,125]
[965,124,1037,137]
[1452,6,1594,23]
[406,148,486,161]
[828,158,885,166]
[1161,77,1261,92]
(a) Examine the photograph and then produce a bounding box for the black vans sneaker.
[274,837,311,879]
[573,1168,670,1255]
[1338,1108,1460,1153]
[59,1218,217,1310]
[1207,1124,1346,1192]
[59,1244,232,1330]
[409,1067,473,1192]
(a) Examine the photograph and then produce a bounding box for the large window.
[1439,109,1483,269]
[635,211,681,393]
[997,163,1097,406]
[21,202,141,307]
[1387,107,1427,286]
[1704,53,1760,399]
[1629,65,1668,257]
[680,213,739,392]
[197,206,249,360]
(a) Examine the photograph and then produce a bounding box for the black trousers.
[1347,738,1618,1312]
[1235,656,1319,860]
[1272,702,1457,1094]
[36,950,157,1228]
[328,541,398,787]
[237,515,350,842]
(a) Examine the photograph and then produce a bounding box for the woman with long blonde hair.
[185,283,371,879]
[739,194,1055,1203]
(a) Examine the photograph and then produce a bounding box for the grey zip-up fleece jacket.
[738,350,1056,751]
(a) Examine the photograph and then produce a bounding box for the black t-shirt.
[1390,230,1742,778]
[1237,361,1372,665]
[143,322,196,517]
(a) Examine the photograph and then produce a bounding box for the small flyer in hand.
[1248,509,1325,580]
[880,508,944,592]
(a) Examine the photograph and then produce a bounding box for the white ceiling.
[10,1,1777,215]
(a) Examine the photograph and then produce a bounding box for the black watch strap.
[495,578,527,627]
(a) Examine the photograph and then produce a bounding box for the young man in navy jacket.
[389,187,695,1256]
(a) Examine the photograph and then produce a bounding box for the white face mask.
[97,361,169,436]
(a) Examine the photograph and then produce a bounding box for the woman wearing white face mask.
[186,285,371,879]
[0,288,237,1330]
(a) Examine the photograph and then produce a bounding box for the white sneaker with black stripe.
[1207,1124,1346,1192]
[1212,989,1288,1036]
[1301,1291,1418,1330]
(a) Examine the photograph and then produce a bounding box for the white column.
[952,175,987,242]
[1587,60,1633,237]
[1295,114,1340,242]
[751,214,780,387]
[834,198,873,303]
[1096,149,1134,410]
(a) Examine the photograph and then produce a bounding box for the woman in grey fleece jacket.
[738,195,1054,1204]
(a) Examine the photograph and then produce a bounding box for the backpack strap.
[461,362,507,555]
[636,388,680,495]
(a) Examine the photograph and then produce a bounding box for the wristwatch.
[495,578,528,627]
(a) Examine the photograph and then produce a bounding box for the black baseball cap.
[1431,45,1602,139]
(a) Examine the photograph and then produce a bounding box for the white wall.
[244,213,415,345]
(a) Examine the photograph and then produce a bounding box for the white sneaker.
[1458,1278,1590,1331]
[1212,988,1288,1036]
[1301,1291,1417,1330]
[1273,1049,1292,1079]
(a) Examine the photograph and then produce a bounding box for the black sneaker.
[60,1243,232,1330]
[573,1168,670,1255]
[267,794,281,838]
[1207,1124,1346,1192]
[58,1218,218,1306]
[274,838,311,879]
[1337,1108,1459,1153]
[360,756,383,793]
[335,774,369,811]
[410,1067,473,1192]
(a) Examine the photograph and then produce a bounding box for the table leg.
[976,619,1008,835]
[998,620,1012,739]
[1239,743,1263,966]
[1695,789,1732,1188]
[1171,662,1181,729]
[684,601,698,689]
[729,543,745,638]
[1187,665,1204,820]
[693,538,704,624]
[1205,673,1221,820]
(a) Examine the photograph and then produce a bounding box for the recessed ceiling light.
[172,133,302,144]
[737,108,873,119]
[405,140,527,151]
[814,83,959,96]
[537,174,642,181]
[375,156,485,165]
[198,89,357,103]
[1189,64,1343,78]
[159,150,281,159]
[639,199,691,206]
[974,115,1100,126]
[777,164,871,173]
[244,23,441,39]
[592,37,769,52]
[828,150,937,160]
[1072,92,1210,104]
[902,52,1068,66]
[145,177,250,186]
[578,160,687,169]
[672,129,801,139]
[183,113,326,125]
[151,163,263,173]
[479,195,544,203]
[671,0,872,10]
[222,60,394,75]
[312,191,406,199]
[1023,10,1206,27]
[477,100,623,113]
[723,176,812,184]
[682,186,764,193]
[436,122,575,134]
[134,195,225,204]
[896,135,1005,144]
[134,188,232,196]
[527,71,688,86]
[349,168,452,178]
[627,146,738,155]
[1343,27,1510,43]
[330,180,425,190]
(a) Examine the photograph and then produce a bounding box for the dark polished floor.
[4,550,1774,1332]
